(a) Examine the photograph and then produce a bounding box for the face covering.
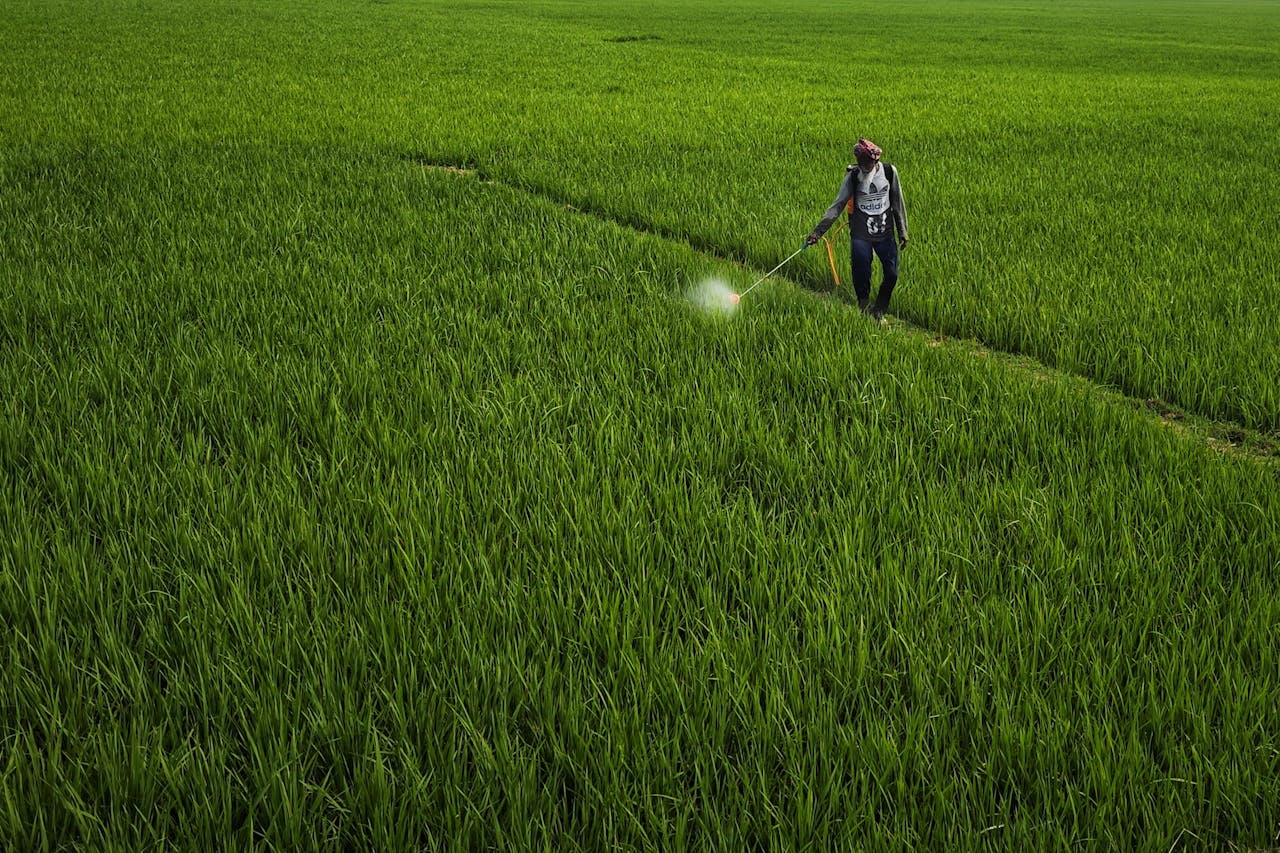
[857,160,883,193]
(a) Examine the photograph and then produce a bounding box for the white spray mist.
[686,277,741,316]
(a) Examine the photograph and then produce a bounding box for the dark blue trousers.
[850,236,899,307]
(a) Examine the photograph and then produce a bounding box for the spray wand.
[731,242,810,304]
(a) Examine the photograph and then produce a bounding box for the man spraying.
[805,137,909,320]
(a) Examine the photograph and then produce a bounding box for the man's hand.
[898,235,909,250]
[804,233,820,247]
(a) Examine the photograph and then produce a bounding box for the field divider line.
[410,158,1280,465]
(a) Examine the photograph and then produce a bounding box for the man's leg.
[849,238,874,311]
[870,237,900,318]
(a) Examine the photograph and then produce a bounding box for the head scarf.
[854,137,883,164]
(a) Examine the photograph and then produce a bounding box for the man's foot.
[869,295,891,323]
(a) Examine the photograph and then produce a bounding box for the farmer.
[805,137,908,320]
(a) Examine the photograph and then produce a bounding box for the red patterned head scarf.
[854,137,882,165]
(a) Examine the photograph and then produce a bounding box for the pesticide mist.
[686,277,740,316]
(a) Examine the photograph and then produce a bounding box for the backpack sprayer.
[734,144,896,303]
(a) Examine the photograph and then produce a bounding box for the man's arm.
[891,169,908,244]
[808,171,856,241]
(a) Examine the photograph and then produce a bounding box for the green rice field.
[3,0,1279,848]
